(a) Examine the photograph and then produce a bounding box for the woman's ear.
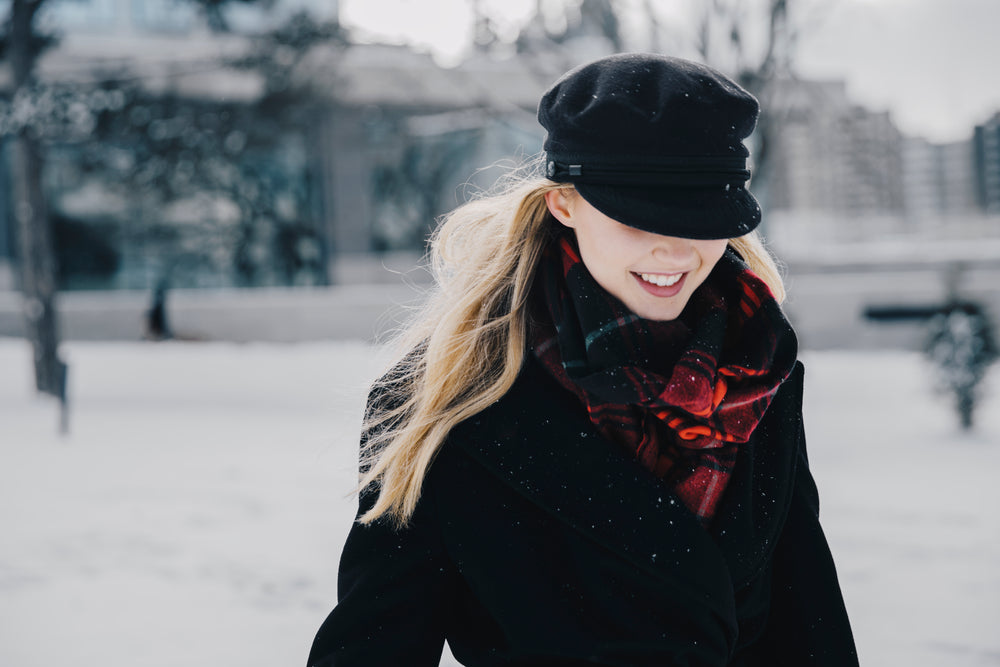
[544,189,577,229]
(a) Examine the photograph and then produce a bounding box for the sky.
[338,0,1000,144]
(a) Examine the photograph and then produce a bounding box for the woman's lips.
[633,271,687,297]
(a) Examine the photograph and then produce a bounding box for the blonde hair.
[358,160,785,526]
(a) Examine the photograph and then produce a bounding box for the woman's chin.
[627,298,686,322]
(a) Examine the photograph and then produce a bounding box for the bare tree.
[4,0,65,408]
[0,0,298,427]
[515,0,624,56]
[690,0,796,217]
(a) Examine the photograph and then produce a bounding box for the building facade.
[766,78,906,244]
[974,112,1000,215]
[766,76,998,248]
[902,136,978,229]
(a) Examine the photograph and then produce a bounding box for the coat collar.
[449,357,803,614]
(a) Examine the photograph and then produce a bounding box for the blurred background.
[1,0,998,665]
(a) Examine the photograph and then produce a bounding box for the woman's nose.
[650,235,691,262]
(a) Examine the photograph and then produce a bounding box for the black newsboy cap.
[538,52,762,239]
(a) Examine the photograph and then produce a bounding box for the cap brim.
[574,183,761,240]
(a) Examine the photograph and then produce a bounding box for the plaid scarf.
[531,235,797,525]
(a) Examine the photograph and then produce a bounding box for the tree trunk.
[11,135,62,395]
[9,0,65,400]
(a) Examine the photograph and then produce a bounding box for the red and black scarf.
[531,235,798,525]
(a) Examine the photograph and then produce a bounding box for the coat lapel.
[450,357,738,624]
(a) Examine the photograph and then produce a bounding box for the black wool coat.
[308,357,858,666]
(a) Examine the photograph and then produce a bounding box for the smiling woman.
[308,53,858,667]
[544,188,729,321]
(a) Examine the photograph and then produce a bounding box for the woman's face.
[544,189,729,322]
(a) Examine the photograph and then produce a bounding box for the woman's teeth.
[639,272,683,287]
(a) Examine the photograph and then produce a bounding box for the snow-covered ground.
[1,339,998,666]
